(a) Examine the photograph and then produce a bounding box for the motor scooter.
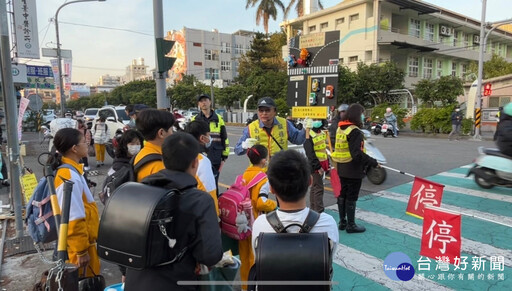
[362,129,387,185]
[381,120,398,137]
[371,116,382,135]
[467,147,512,189]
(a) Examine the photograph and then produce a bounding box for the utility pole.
[210,68,215,109]
[153,0,169,109]
[0,0,23,237]
[473,0,487,140]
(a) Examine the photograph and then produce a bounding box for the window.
[340,57,344,64]
[424,23,434,42]
[462,64,468,77]
[205,49,212,60]
[193,42,202,47]
[409,19,421,38]
[320,22,328,31]
[221,42,231,53]
[234,44,244,54]
[423,58,433,79]
[212,50,219,61]
[463,33,470,48]
[453,31,458,47]
[451,62,457,77]
[408,56,419,77]
[437,60,443,78]
[221,61,231,71]
[205,68,219,80]
[496,43,503,56]
[194,61,202,66]
[309,25,316,32]
[349,55,358,63]
[489,96,511,107]
[336,17,345,25]
[350,14,359,21]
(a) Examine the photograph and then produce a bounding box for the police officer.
[235,97,306,158]
[192,94,229,185]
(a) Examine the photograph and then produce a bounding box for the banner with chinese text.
[13,0,40,59]
[406,176,445,219]
[420,206,461,265]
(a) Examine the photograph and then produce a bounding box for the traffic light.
[483,83,492,96]
[156,38,176,74]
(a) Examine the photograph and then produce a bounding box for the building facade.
[281,0,512,88]
[98,74,122,86]
[123,58,148,83]
[166,27,254,87]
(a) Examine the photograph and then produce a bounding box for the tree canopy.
[413,76,463,106]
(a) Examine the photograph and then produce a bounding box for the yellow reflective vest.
[309,130,328,161]
[248,116,287,157]
[332,125,365,163]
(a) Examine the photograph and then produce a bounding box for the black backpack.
[99,153,162,204]
[249,210,332,291]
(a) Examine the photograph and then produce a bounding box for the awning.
[390,41,438,52]
[386,0,440,15]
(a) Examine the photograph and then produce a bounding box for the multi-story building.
[281,0,512,88]
[123,58,148,83]
[165,27,254,87]
[98,74,121,86]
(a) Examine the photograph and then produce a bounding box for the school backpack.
[218,172,267,240]
[248,209,332,291]
[99,153,162,204]
[26,164,80,244]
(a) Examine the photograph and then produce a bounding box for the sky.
[24,0,512,86]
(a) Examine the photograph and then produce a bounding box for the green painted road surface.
[326,164,511,290]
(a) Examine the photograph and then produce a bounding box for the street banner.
[420,206,461,265]
[406,176,445,219]
[21,173,38,203]
[18,97,30,140]
[64,58,72,91]
[50,59,60,87]
[292,106,329,119]
[13,0,40,59]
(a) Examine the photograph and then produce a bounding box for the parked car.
[84,108,99,123]
[73,110,84,120]
[91,106,130,158]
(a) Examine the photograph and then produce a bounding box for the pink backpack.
[219,172,267,240]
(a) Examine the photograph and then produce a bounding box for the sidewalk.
[0,131,122,290]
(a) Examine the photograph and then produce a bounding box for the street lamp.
[55,0,106,117]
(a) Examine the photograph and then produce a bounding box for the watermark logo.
[383,252,415,281]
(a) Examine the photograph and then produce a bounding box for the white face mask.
[127,144,141,156]
[204,135,212,148]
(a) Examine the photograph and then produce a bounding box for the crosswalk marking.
[333,243,452,291]
[377,190,512,227]
[403,182,512,203]
[327,205,512,267]
[437,172,472,180]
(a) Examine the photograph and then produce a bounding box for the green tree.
[467,54,512,80]
[168,74,209,109]
[356,62,405,104]
[109,80,157,106]
[245,0,285,34]
[284,0,323,18]
[216,84,248,111]
[413,76,463,106]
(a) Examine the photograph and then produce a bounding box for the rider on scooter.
[495,102,512,157]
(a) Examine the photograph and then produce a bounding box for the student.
[77,119,91,171]
[332,104,379,233]
[92,116,109,167]
[47,128,100,277]
[125,132,222,290]
[239,144,277,287]
[184,120,219,215]
[133,109,175,182]
[251,149,338,251]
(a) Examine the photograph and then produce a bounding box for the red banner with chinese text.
[420,207,461,265]
[406,177,445,219]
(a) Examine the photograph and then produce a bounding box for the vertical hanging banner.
[13,0,40,59]
[406,177,445,219]
[63,58,72,91]
[18,97,30,140]
[50,59,60,87]
[420,206,461,264]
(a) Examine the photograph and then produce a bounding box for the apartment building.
[281,0,512,88]
[166,27,254,87]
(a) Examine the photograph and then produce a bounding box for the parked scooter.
[371,116,383,135]
[467,147,512,189]
[362,129,387,185]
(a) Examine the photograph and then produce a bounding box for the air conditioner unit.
[473,35,480,44]
[440,25,453,37]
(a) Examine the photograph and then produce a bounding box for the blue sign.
[26,65,53,78]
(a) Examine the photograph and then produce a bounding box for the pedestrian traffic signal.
[156,38,176,74]
[483,83,492,96]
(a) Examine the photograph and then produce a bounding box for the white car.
[91,106,130,140]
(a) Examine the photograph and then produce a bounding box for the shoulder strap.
[246,172,266,189]
[133,153,162,174]
[57,163,80,176]
[300,209,320,233]
[266,211,286,233]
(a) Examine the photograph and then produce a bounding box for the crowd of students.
[49,96,384,290]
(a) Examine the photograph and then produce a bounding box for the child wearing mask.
[92,116,109,167]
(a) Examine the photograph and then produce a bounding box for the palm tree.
[284,0,324,19]
[246,0,285,34]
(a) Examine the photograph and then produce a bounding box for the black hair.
[47,128,83,170]
[136,109,175,141]
[267,150,310,202]
[115,129,144,158]
[342,104,364,128]
[247,144,268,165]
[185,120,209,141]
[162,132,200,172]
[125,104,134,113]
[98,116,106,122]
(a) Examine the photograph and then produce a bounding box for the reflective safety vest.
[310,130,328,161]
[332,125,365,163]
[192,113,230,157]
[248,116,288,157]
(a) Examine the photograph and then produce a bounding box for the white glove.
[242,138,258,149]
[305,118,313,129]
